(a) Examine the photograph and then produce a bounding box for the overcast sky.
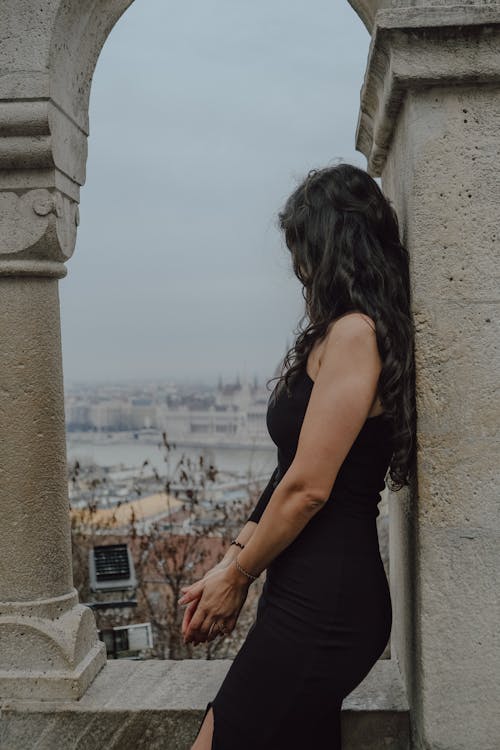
[59,0,370,385]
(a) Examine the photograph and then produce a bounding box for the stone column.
[349,3,500,749]
[0,276,107,701]
[0,190,108,700]
[0,0,133,700]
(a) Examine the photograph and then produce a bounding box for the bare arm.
[228,313,383,583]
[180,313,383,641]
[215,520,259,568]
[209,465,280,566]
[210,466,279,570]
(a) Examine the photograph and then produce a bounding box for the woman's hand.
[179,561,228,644]
[178,558,233,641]
[178,552,240,642]
[179,563,251,645]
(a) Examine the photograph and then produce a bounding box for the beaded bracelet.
[230,538,245,550]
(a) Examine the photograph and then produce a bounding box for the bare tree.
[70,432,266,659]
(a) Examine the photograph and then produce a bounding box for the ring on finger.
[208,621,217,634]
[208,620,226,636]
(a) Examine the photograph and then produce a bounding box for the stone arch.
[0,0,374,700]
[49,1,135,132]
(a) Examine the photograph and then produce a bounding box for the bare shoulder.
[320,312,380,373]
[328,310,376,336]
[324,311,377,349]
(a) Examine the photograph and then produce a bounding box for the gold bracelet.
[235,556,259,582]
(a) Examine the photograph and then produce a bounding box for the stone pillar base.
[0,591,106,701]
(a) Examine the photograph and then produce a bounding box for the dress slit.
[193,700,216,749]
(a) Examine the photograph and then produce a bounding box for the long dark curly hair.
[267,162,416,492]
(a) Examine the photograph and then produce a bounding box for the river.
[67,433,276,480]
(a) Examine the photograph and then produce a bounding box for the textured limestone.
[348,3,500,748]
[375,28,500,750]
[0,0,135,279]
[0,0,137,700]
[348,0,500,33]
[0,278,106,699]
[354,5,500,175]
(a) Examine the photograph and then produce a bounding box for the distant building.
[65,373,279,448]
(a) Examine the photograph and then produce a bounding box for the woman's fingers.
[180,570,214,595]
[182,600,199,638]
[178,581,204,605]
[182,600,226,644]
[184,606,211,644]
[184,607,230,645]
[206,625,219,643]
[181,596,201,631]
[179,578,203,598]
[181,569,247,644]
[186,601,228,645]
[224,616,236,634]
[182,600,217,644]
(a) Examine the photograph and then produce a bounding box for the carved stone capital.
[0,188,79,277]
[0,99,88,200]
[355,5,500,174]
[0,0,134,277]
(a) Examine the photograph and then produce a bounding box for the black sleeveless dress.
[195,366,394,749]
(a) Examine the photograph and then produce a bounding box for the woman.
[180,162,416,750]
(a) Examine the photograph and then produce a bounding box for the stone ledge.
[0,657,409,749]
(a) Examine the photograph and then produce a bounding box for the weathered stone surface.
[0,0,134,272]
[348,0,500,33]
[379,16,500,748]
[0,278,106,700]
[0,0,140,700]
[388,486,416,743]
[0,658,409,750]
[0,188,79,277]
[354,5,500,175]
[416,524,499,744]
[0,280,69,602]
